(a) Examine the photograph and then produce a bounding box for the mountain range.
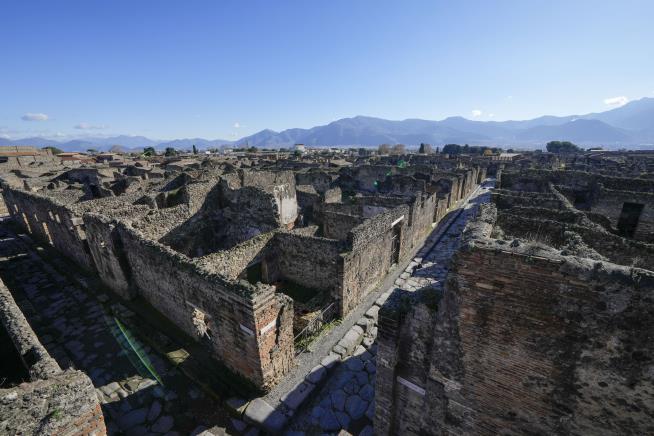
[2,97,653,151]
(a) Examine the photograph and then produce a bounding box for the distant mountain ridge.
[3,97,654,151]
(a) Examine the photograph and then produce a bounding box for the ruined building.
[376,166,654,435]
[0,153,485,393]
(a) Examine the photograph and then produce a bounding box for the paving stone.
[147,400,162,422]
[230,418,248,432]
[126,425,148,436]
[345,357,364,372]
[118,407,148,430]
[359,384,374,402]
[330,389,347,411]
[345,395,368,420]
[336,410,351,428]
[281,381,315,411]
[319,409,340,432]
[359,424,374,436]
[365,399,375,421]
[151,415,174,433]
[244,398,287,434]
[364,306,379,323]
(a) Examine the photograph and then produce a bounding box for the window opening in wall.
[390,221,402,265]
[42,222,54,245]
[21,213,32,234]
[617,202,644,238]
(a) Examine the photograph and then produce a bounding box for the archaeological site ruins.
[0,145,652,435]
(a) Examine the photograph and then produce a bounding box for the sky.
[1,0,653,141]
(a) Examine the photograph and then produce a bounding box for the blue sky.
[1,0,653,140]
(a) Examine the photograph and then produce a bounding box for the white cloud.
[74,122,107,130]
[21,113,49,121]
[488,113,495,118]
[604,96,629,107]
[505,95,513,100]
[471,109,483,118]
[0,133,10,139]
[233,122,241,128]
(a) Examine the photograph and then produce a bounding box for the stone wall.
[2,186,96,270]
[341,206,410,316]
[268,231,343,298]
[0,277,106,435]
[376,209,654,435]
[114,223,294,388]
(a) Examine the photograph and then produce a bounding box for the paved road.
[285,179,495,435]
[0,219,242,435]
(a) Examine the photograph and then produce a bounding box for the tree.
[192,144,198,155]
[391,144,406,155]
[164,147,177,157]
[43,146,63,155]
[442,144,462,155]
[247,146,258,153]
[419,143,432,154]
[378,144,391,155]
[86,148,98,154]
[143,146,156,157]
[546,141,581,153]
[109,145,125,154]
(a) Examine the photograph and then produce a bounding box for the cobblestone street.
[286,180,494,435]
[0,220,236,435]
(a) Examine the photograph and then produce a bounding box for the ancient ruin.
[1,146,652,435]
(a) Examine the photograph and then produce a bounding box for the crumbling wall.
[115,223,294,388]
[321,210,364,240]
[2,186,95,270]
[376,227,654,435]
[268,231,343,297]
[341,206,410,315]
[0,277,106,435]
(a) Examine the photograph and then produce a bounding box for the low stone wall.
[0,277,106,435]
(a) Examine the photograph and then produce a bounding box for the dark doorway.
[390,222,401,265]
[573,191,590,210]
[617,202,644,237]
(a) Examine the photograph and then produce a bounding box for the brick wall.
[376,243,654,435]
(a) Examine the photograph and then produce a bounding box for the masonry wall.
[376,244,654,435]
[2,187,95,270]
[341,206,410,316]
[268,231,343,298]
[590,188,654,242]
[107,222,294,389]
[0,277,106,435]
[321,210,364,240]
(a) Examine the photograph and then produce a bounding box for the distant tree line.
[545,141,582,153]
[442,144,501,155]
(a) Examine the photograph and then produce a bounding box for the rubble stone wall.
[115,223,293,388]
[2,187,95,270]
[0,277,106,435]
[376,234,654,435]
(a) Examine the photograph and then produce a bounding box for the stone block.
[243,398,287,435]
[281,381,315,411]
[305,365,327,384]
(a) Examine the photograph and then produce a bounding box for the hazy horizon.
[2,0,653,141]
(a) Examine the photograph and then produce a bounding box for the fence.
[294,300,339,355]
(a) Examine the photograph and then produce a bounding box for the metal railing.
[294,300,339,355]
